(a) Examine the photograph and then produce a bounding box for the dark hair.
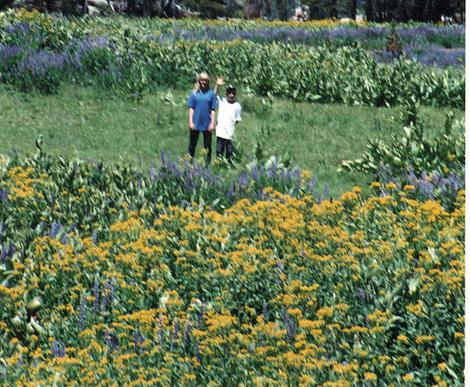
[226,86,236,94]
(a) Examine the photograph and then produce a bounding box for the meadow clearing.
[0,8,465,385]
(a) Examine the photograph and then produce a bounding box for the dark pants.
[188,130,212,164]
[216,137,234,163]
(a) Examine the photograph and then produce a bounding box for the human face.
[226,89,236,103]
[198,78,209,91]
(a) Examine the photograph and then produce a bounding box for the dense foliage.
[0,152,464,385]
[0,0,465,22]
[360,0,464,22]
[0,9,465,386]
[0,10,465,107]
[339,109,464,209]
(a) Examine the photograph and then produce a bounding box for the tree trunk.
[349,0,357,19]
[127,0,136,15]
[365,0,374,21]
[331,0,337,18]
[142,0,150,16]
[245,0,262,19]
[413,0,426,21]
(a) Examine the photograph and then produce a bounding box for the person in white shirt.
[214,77,242,164]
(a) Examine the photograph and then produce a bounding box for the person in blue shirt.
[187,72,218,165]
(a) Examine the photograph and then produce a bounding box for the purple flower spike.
[51,340,65,358]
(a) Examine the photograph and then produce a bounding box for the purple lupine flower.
[227,180,235,198]
[183,175,195,192]
[0,244,8,262]
[406,168,419,187]
[197,304,205,328]
[275,261,283,287]
[292,168,301,195]
[431,172,441,184]
[7,241,15,259]
[60,233,69,245]
[149,162,157,183]
[160,151,167,168]
[158,315,165,348]
[51,340,65,358]
[446,173,463,193]
[356,287,366,303]
[154,24,464,58]
[78,298,87,330]
[238,171,249,190]
[322,184,330,200]
[268,159,277,179]
[418,178,435,199]
[101,279,115,311]
[170,320,180,350]
[133,330,145,354]
[282,309,297,342]
[406,44,464,68]
[66,36,110,69]
[0,189,8,203]
[262,300,269,321]
[92,230,99,245]
[173,320,180,340]
[18,50,66,76]
[0,45,23,60]
[0,363,6,381]
[92,278,100,312]
[307,176,317,194]
[258,165,266,178]
[104,330,119,351]
[195,341,201,362]
[183,322,192,347]
[280,168,292,186]
[6,22,30,35]
[251,165,260,182]
[49,221,62,238]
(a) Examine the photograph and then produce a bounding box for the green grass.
[0,85,462,197]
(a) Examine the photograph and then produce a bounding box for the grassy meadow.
[0,10,466,385]
[0,85,462,197]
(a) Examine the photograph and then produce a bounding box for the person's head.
[226,86,237,103]
[196,72,210,91]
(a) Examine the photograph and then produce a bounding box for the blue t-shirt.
[187,90,218,131]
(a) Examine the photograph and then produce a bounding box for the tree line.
[0,0,465,22]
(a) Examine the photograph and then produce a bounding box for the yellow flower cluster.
[0,163,464,385]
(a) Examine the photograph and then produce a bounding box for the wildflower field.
[0,151,465,385]
[0,9,464,106]
[0,8,466,386]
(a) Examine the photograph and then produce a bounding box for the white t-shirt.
[216,97,242,140]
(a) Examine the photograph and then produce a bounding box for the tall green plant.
[339,109,464,177]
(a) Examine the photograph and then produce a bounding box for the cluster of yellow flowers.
[0,164,464,385]
[203,18,366,29]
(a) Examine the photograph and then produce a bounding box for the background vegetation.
[0,7,465,385]
[0,84,463,197]
[0,0,465,22]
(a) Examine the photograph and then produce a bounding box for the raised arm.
[214,76,225,95]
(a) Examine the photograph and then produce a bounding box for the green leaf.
[408,277,419,294]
